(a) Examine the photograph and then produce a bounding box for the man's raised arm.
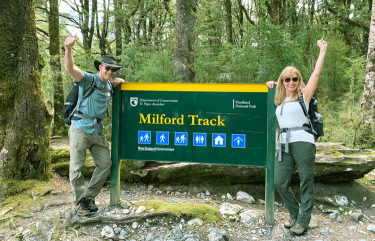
[64,34,83,82]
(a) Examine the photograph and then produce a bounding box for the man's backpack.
[63,76,100,125]
[298,93,324,140]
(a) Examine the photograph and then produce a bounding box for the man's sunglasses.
[284,77,299,83]
[103,66,119,72]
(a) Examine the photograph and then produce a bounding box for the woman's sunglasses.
[284,77,299,83]
[103,66,119,72]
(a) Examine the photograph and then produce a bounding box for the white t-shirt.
[276,96,315,145]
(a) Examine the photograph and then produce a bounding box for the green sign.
[120,83,270,166]
[110,83,276,224]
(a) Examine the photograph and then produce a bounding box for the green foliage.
[33,0,374,151]
[320,94,362,147]
[133,50,176,83]
[323,0,371,55]
[227,45,260,83]
[119,45,157,81]
[257,22,307,82]
[318,54,367,148]
[343,55,366,100]
[0,179,36,198]
[317,37,353,101]
[319,90,375,149]
[195,41,258,83]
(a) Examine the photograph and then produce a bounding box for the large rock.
[129,143,375,184]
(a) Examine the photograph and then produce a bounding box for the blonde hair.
[274,66,305,105]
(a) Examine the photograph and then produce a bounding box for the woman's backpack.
[298,93,324,140]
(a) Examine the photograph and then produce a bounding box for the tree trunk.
[361,0,375,124]
[265,0,280,25]
[137,3,149,45]
[309,0,315,72]
[114,0,123,57]
[237,0,244,42]
[123,0,141,47]
[82,0,90,52]
[236,0,250,44]
[149,15,154,42]
[96,0,109,56]
[124,18,132,46]
[0,0,53,180]
[81,0,96,53]
[225,0,233,44]
[49,0,65,136]
[152,1,159,50]
[174,0,197,83]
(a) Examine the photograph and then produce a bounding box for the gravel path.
[2,178,375,241]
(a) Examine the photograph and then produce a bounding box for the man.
[64,34,125,214]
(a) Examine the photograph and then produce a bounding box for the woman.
[266,38,327,236]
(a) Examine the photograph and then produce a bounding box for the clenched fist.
[64,34,77,49]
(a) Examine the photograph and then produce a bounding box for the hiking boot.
[76,198,90,215]
[86,198,99,213]
[284,218,296,229]
[289,223,307,236]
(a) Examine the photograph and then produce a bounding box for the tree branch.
[324,0,370,32]
[237,0,255,25]
[37,27,50,37]
[62,0,79,12]
[129,0,142,17]
[36,5,49,14]
[60,14,80,27]
[67,211,172,226]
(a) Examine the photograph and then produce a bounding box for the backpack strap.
[298,94,308,117]
[108,80,114,95]
[68,76,98,120]
[75,76,100,110]
[277,94,316,161]
[69,75,102,142]
[298,92,318,136]
[280,102,285,116]
[106,81,114,117]
[70,74,113,141]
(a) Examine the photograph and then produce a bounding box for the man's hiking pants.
[274,142,316,228]
[69,124,112,204]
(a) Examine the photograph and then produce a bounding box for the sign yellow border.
[121,83,268,93]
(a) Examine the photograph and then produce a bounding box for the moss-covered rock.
[136,200,220,223]
[119,160,143,183]
[50,162,70,177]
[50,146,70,164]
[49,146,100,179]
[51,162,96,179]
[127,143,375,185]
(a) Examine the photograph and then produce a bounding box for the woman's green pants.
[274,142,316,228]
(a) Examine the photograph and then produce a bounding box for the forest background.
[39,0,372,148]
[0,0,375,182]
